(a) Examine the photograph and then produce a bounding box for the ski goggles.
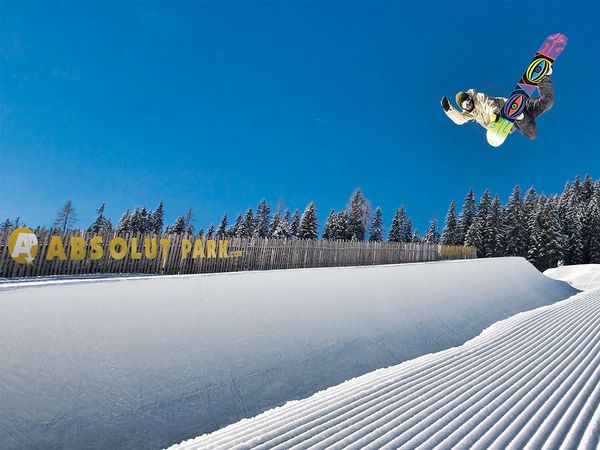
[461,98,473,110]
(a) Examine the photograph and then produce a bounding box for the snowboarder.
[441,74,554,140]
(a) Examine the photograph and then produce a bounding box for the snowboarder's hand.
[441,97,450,112]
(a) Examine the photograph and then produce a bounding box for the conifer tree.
[412,229,422,243]
[115,209,131,233]
[298,202,318,240]
[582,174,594,204]
[206,223,215,239]
[289,209,301,238]
[230,213,243,237]
[269,210,281,238]
[458,189,476,245]
[347,188,369,241]
[335,210,350,240]
[1,219,12,234]
[255,200,271,238]
[88,203,111,234]
[585,190,600,263]
[217,214,228,237]
[503,185,528,257]
[441,201,458,245]
[322,209,338,240]
[484,195,504,257]
[404,217,413,243]
[369,207,384,242]
[167,216,186,234]
[54,200,78,232]
[424,216,440,244]
[388,207,407,243]
[272,210,291,239]
[240,208,255,237]
[151,202,165,234]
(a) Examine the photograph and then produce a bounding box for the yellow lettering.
[218,240,229,258]
[192,239,205,258]
[144,238,157,259]
[181,239,192,259]
[109,237,127,260]
[69,237,86,261]
[46,236,67,261]
[130,238,142,260]
[90,236,103,260]
[160,238,171,260]
[206,239,217,258]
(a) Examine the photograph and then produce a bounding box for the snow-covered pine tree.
[88,203,108,234]
[297,202,318,240]
[457,189,476,246]
[586,188,600,263]
[464,218,482,255]
[272,210,291,239]
[404,217,413,243]
[335,210,350,240]
[322,209,338,240]
[217,214,228,237]
[289,209,301,238]
[503,185,528,257]
[1,219,12,234]
[412,229,422,243]
[582,174,594,204]
[485,195,504,257]
[240,208,255,237]
[347,188,369,241]
[139,207,151,233]
[369,207,384,242]
[255,200,271,238]
[151,202,165,234]
[167,216,186,235]
[424,216,440,244]
[441,201,458,245]
[388,207,407,243]
[565,192,585,264]
[229,213,243,237]
[54,200,78,233]
[115,209,132,234]
[206,223,215,239]
[268,210,281,238]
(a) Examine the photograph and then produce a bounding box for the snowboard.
[486,33,568,147]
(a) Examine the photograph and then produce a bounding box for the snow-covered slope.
[545,264,600,291]
[0,258,577,449]
[171,288,600,450]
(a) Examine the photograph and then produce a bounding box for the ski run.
[171,269,600,449]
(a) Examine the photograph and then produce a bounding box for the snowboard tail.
[486,33,567,147]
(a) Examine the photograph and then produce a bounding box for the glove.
[441,97,450,112]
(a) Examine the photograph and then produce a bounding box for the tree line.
[2,175,599,271]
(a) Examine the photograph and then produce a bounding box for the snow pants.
[514,76,554,140]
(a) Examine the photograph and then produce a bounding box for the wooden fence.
[0,229,477,278]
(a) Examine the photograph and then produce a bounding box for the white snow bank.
[171,288,600,450]
[545,264,600,291]
[0,257,577,449]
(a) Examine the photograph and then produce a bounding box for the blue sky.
[1,1,599,234]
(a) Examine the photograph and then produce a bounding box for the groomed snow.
[170,288,600,450]
[0,257,576,449]
[545,264,600,291]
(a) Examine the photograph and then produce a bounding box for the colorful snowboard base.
[486,33,567,148]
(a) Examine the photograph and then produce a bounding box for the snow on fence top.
[0,228,476,278]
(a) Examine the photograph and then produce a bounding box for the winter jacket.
[445,89,506,129]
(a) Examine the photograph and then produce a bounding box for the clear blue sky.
[1,1,599,234]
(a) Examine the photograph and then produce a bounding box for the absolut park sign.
[6,227,243,265]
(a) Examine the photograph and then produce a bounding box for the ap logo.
[8,227,39,264]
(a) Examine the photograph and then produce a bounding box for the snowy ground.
[0,258,577,449]
[545,264,600,291]
[170,265,600,450]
